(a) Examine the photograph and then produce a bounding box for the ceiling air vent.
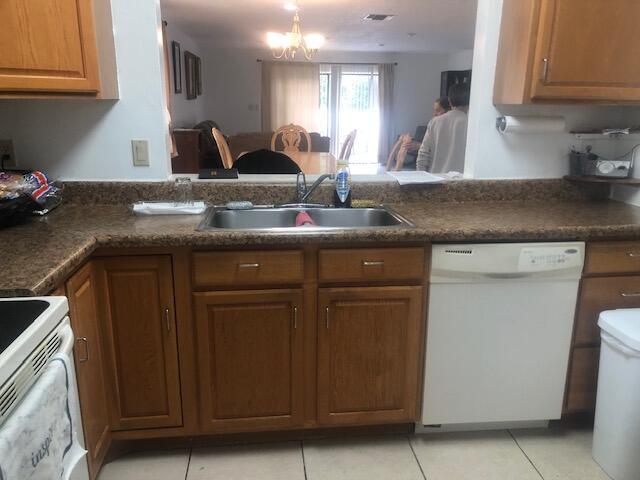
[363,14,395,21]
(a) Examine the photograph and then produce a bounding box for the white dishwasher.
[422,242,584,428]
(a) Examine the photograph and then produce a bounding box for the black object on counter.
[198,168,239,179]
[0,196,37,228]
[333,189,352,208]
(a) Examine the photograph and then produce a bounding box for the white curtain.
[378,63,395,164]
[261,61,320,132]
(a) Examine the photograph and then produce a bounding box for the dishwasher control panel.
[518,246,582,272]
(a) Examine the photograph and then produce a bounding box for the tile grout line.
[407,435,428,480]
[184,447,193,480]
[300,440,309,480]
[507,429,545,480]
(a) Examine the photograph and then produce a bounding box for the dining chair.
[271,124,312,153]
[338,130,357,162]
[211,127,235,169]
[385,134,413,171]
[233,149,301,174]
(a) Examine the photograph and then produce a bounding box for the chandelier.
[266,8,325,61]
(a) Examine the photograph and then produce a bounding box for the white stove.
[0,297,89,480]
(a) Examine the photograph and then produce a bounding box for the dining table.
[285,151,338,174]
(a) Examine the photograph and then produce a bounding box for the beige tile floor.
[98,424,612,480]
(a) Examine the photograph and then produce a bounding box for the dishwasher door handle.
[483,273,531,280]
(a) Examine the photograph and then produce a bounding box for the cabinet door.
[318,286,423,426]
[565,346,600,412]
[575,276,640,346]
[194,290,304,433]
[0,0,99,94]
[66,262,110,480]
[531,0,640,101]
[95,256,182,431]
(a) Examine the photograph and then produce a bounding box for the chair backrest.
[271,124,312,153]
[385,133,413,171]
[211,128,235,169]
[233,149,301,174]
[339,130,357,161]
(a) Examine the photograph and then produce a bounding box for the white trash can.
[593,308,640,480]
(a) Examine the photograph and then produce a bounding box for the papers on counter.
[386,171,446,185]
[132,201,206,215]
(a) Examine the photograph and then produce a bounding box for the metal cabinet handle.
[325,306,330,329]
[293,306,298,329]
[541,58,549,83]
[164,308,171,332]
[621,293,640,297]
[627,252,640,258]
[238,263,260,269]
[362,260,384,267]
[76,337,89,363]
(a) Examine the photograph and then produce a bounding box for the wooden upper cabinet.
[193,289,305,433]
[494,0,640,104]
[0,0,100,94]
[66,262,110,480]
[94,256,183,431]
[317,286,423,426]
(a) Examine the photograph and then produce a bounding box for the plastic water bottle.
[334,167,352,207]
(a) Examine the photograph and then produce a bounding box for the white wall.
[164,21,207,128]
[0,0,171,181]
[447,49,474,70]
[465,0,639,179]
[200,46,458,139]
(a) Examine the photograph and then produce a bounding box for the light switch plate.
[0,139,16,168]
[131,139,150,167]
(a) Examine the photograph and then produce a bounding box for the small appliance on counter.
[569,146,634,179]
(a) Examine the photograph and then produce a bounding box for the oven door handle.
[58,320,75,355]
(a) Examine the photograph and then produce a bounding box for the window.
[319,64,380,171]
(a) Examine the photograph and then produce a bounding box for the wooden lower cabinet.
[194,290,305,433]
[565,346,600,412]
[317,286,423,426]
[94,256,183,431]
[66,262,111,480]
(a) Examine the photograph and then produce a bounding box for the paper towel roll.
[496,116,566,134]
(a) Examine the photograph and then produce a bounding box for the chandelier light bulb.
[266,8,324,61]
[266,32,286,49]
[303,34,325,50]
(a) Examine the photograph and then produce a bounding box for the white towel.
[0,353,86,480]
[132,201,206,215]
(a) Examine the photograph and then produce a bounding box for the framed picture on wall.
[184,51,197,100]
[195,56,202,96]
[172,41,182,94]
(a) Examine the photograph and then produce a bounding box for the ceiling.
[160,0,478,53]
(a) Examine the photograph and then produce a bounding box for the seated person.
[416,84,469,174]
[433,96,451,117]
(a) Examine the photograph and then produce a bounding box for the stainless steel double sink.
[197,205,414,231]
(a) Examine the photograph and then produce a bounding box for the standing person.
[433,96,451,117]
[416,84,470,174]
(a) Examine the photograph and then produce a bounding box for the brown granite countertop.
[3,199,640,296]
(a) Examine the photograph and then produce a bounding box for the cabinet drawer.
[193,250,304,287]
[565,347,600,413]
[585,242,640,275]
[319,248,425,283]
[576,276,640,345]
